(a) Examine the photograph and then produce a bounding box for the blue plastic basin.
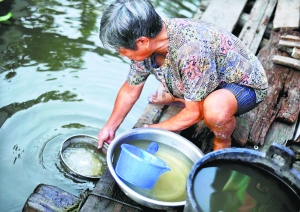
[115,143,170,189]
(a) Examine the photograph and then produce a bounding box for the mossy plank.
[79,169,141,212]
[159,105,183,123]
[232,28,299,146]
[133,103,165,128]
[23,184,79,212]
[261,119,298,152]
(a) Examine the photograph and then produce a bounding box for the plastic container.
[115,142,170,189]
[184,143,300,212]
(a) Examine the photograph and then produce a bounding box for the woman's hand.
[97,82,145,148]
[97,127,115,148]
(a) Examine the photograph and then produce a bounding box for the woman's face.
[118,47,151,61]
[117,37,152,61]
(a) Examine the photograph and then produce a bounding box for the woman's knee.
[203,89,238,124]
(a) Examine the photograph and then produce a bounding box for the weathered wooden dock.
[23,0,300,211]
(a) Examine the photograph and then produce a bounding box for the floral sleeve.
[126,60,151,85]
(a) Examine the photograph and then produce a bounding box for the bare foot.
[148,85,185,107]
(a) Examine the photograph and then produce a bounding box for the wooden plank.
[239,0,269,46]
[277,40,300,60]
[248,29,300,145]
[156,105,183,135]
[292,47,300,59]
[276,69,300,123]
[273,55,300,70]
[281,35,300,41]
[261,120,297,152]
[194,1,274,42]
[279,39,300,48]
[193,0,211,19]
[79,169,142,212]
[238,0,277,54]
[278,45,293,55]
[159,105,183,122]
[23,184,79,212]
[247,0,277,53]
[133,103,165,128]
[232,29,294,146]
[273,0,300,29]
[200,0,247,32]
[232,112,258,146]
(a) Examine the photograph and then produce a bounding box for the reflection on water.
[193,162,300,212]
[0,0,199,211]
[0,90,83,128]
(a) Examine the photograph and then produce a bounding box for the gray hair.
[99,0,163,50]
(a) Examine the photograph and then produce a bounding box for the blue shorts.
[218,83,260,116]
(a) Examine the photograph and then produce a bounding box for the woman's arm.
[98,81,145,148]
[147,100,204,131]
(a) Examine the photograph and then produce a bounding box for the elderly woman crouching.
[97,0,268,151]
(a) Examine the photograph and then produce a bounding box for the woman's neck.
[152,22,169,56]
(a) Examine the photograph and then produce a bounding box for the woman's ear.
[136,37,150,50]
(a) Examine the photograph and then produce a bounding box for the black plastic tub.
[184,143,300,212]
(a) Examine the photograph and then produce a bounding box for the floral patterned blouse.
[126,18,268,103]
